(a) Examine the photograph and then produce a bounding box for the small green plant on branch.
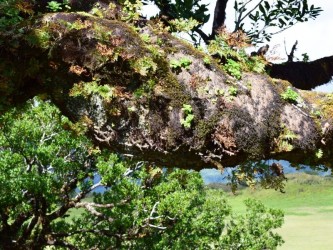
[69,80,114,101]
[246,55,266,73]
[281,86,299,103]
[170,57,192,70]
[170,57,192,74]
[131,56,157,76]
[47,0,71,12]
[180,103,194,128]
[120,0,142,22]
[312,110,321,118]
[228,86,239,97]
[203,56,211,65]
[302,53,310,62]
[315,149,323,159]
[274,124,298,152]
[169,17,200,33]
[140,33,151,43]
[208,28,267,77]
[47,1,63,12]
[224,59,242,79]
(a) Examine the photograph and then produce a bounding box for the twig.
[287,40,298,62]
[75,202,115,222]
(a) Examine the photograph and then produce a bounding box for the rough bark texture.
[1,12,333,170]
[212,0,229,37]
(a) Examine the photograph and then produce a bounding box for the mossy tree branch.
[1,12,333,170]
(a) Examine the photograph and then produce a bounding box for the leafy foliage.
[170,57,192,72]
[169,17,200,33]
[281,86,300,103]
[234,0,322,43]
[180,103,194,128]
[315,149,323,159]
[0,99,97,248]
[228,86,239,96]
[274,124,299,153]
[131,56,158,76]
[150,0,210,44]
[120,0,143,22]
[0,0,30,31]
[230,161,287,193]
[47,1,64,12]
[219,199,284,249]
[0,99,285,249]
[207,30,267,78]
[302,52,310,62]
[224,59,242,79]
[70,80,115,101]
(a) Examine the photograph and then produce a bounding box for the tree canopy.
[0,99,284,249]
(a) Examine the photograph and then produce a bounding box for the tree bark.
[212,0,229,38]
[1,12,333,170]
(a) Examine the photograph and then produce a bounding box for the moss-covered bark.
[1,12,333,170]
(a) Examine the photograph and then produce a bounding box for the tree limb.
[75,202,115,222]
[269,55,333,90]
[1,12,333,171]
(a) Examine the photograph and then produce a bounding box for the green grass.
[208,172,333,249]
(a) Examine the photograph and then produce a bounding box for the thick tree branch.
[1,12,333,171]
[269,55,333,90]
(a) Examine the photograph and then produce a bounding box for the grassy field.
[211,172,333,250]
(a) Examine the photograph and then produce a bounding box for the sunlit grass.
[213,173,333,214]
[207,172,333,250]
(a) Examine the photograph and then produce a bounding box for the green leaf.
[264,1,270,11]
[259,3,266,15]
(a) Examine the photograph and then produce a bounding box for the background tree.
[212,0,322,44]
[0,99,284,249]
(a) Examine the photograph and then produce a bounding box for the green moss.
[130,56,157,76]
[195,114,221,142]
[150,52,191,108]
[25,28,51,49]
[271,79,292,93]
[302,91,333,120]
